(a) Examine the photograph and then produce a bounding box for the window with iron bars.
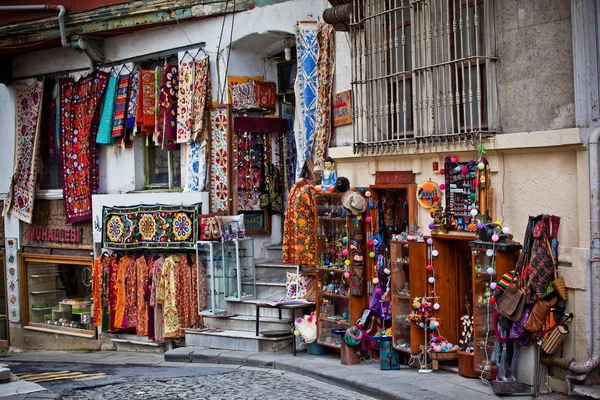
[350,0,498,155]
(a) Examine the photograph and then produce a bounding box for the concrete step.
[573,384,600,399]
[255,281,287,300]
[185,329,292,353]
[111,334,167,354]
[264,244,283,264]
[227,300,294,319]
[255,262,297,282]
[203,314,292,332]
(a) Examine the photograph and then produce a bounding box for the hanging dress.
[158,255,181,338]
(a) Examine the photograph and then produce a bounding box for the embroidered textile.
[189,254,201,327]
[60,71,109,223]
[158,255,180,338]
[40,78,59,186]
[176,60,194,143]
[183,140,207,192]
[176,256,192,330]
[137,70,156,135]
[282,180,317,266]
[96,75,118,145]
[114,254,131,328]
[198,260,208,310]
[209,106,230,213]
[153,66,163,143]
[152,256,165,342]
[158,64,179,150]
[126,72,140,130]
[3,81,44,224]
[92,255,105,327]
[313,21,335,169]
[111,74,130,139]
[108,255,118,332]
[230,81,258,110]
[191,58,211,142]
[294,22,318,180]
[253,81,276,109]
[102,204,200,249]
[136,255,149,336]
[281,102,297,198]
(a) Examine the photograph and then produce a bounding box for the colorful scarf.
[2,80,44,224]
[111,74,130,140]
[96,75,118,145]
[158,64,179,150]
[60,71,109,224]
[294,22,318,179]
[209,106,230,213]
[136,70,156,136]
[153,65,163,144]
[191,58,211,142]
[183,140,207,192]
[313,20,335,169]
[176,60,194,143]
[126,72,139,130]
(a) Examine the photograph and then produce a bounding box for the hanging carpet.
[209,106,230,213]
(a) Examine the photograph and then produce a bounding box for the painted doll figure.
[321,156,338,191]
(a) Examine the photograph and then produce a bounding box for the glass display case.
[315,192,351,348]
[469,241,521,375]
[196,241,226,315]
[223,238,256,301]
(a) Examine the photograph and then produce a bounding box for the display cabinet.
[223,237,256,301]
[196,241,226,315]
[314,192,369,348]
[469,241,521,375]
[390,240,426,353]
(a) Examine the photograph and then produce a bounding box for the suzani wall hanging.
[102,203,201,249]
[209,105,231,214]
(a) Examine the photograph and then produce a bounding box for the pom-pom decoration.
[473,179,480,185]
[433,303,440,310]
[468,223,475,231]
[502,227,510,234]
[369,203,374,209]
[439,183,446,190]
[451,155,459,163]
[345,259,351,266]
[477,223,485,230]
[426,264,433,271]
[461,167,469,174]
[294,330,300,336]
[434,321,440,327]
[373,278,379,284]
[428,277,435,284]
[470,208,478,216]
[429,223,435,230]
[343,272,351,279]
[384,268,391,275]
[432,337,438,343]
[427,238,433,245]
[433,195,440,202]
[342,249,349,256]
[468,160,475,167]
[369,251,376,258]
[486,267,495,275]
[491,234,500,243]
[444,157,451,163]
[470,193,476,201]
[495,220,503,227]
[454,165,463,173]
[343,236,348,243]
[375,288,383,295]
[432,250,439,257]
[439,168,445,175]
[486,249,494,257]
[429,323,436,330]
[489,297,496,305]
[490,282,497,291]
[478,162,485,170]
[296,317,302,323]
[367,240,374,247]
[365,216,372,223]
[365,191,372,198]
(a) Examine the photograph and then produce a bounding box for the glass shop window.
[38,82,63,191]
[25,256,94,334]
[145,145,181,189]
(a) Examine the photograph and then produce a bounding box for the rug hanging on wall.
[102,203,201,249]
[209,105,230,213]
[183,140,207,192]
[60,71,109,224]
[294,22,319,180]
[2,80,44,224]
[281,101,297,197]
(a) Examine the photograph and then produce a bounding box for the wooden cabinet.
[469,241,521,375]
[390,240,426,353]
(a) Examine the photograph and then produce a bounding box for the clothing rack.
[14,41,207,81]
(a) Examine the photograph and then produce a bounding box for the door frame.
[0,251,8,348]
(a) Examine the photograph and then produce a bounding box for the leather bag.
[496,282,526,322]
[524,299,551,333]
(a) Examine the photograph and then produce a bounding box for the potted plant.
[457,313,478,378]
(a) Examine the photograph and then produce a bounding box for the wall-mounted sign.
[28,227,82,243]
[416,181,441,208]
[332,90,352,127]
[5,238,20,323]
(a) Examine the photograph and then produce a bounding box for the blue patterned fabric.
[294,23,318,179]
[96,75,118,145]
[183,140,207,192]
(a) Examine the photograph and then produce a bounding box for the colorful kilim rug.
[209,105,230,213]
[2,80,44,224]
[111,74,130,140]
[102,204,201,249]
[313,21,335,170]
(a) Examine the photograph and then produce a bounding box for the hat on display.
[342,190,367,215]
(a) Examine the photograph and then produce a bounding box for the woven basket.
[429,350,458,370]
[542,325,569,354]
[554,277,568,301]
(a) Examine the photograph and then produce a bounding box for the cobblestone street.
[8,362,371,400]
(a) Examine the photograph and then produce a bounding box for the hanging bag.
[546,237,568,301]
[524,299,551,333]
[496,280,526,322]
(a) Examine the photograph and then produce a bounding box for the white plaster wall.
[0,84,15,198]
[331,30,353,147]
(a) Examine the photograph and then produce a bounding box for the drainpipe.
[0,5,69,48]
[542,126,600,376]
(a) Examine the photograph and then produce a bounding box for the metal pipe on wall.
[0,5,68,48]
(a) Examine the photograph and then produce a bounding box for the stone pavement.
[0,350,572,400]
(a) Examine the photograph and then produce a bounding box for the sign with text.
[5,238,20,323]
[416,181,441,209]
[332,90,352,127]
[28,227,82,243]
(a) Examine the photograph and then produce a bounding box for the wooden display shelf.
[316,267,349,274]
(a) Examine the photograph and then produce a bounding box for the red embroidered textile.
[253,81,276,109]
[111,74,130,139]
[136,70,156,136]
[158,64,179,150]
[60,71,108,224]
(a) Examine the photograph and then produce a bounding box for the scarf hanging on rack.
[153,65,164,144]
[176,60,194,143]
[60,71,109,223]
[183,140,207,192]
[136,70,156,136]
[158,64,179,150]
[136,255,149,336]
[111,74,130,140]
[96,75,118,145]
[126,72,139,131]
[3,80,44,224]
[191,58,211,142]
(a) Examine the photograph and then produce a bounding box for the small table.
[255,301,316,356]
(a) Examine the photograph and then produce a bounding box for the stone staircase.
[186,244,303,353]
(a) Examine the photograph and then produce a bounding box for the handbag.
[496,281,526,322]
[524,299,551,333]
[546,237,568,301]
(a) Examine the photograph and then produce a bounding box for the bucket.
[306,341,329,355]
[379,340,400,370]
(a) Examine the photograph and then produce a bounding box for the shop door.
[0,252,8,347]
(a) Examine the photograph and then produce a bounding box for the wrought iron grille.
[350,0,498,155]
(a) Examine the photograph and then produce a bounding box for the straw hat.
[342,190,367,215]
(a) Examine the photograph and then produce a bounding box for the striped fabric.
[111,74,130,139]
[498,270,518,292]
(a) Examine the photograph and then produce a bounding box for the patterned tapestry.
[294,22,318,180]
[191,58,211,142]
[176,60,194,144]
[60,71,109,224]
[281,101,296,197]
[2,80,44,224]
[102,204,201,249]
[111,74,130,140]
[209,106,230,213]
[313,21,335,169]
[136,70,156,136]
[183,140,207,192]
[158,64,178,150]
[96,75,118,145]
